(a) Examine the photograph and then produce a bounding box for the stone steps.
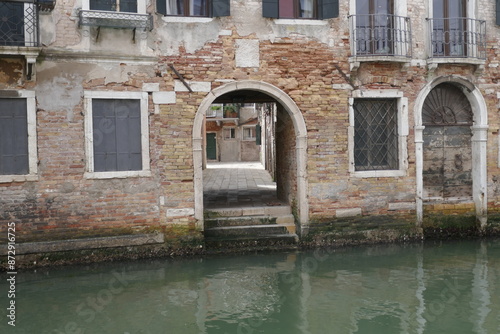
[204,205,298,249]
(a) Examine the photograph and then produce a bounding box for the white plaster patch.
[235,39,260,68]
[219,29,232,36]
[332,84,353,90]
[143,83,160,92]
[153,91,176,104]
[167,208,195,217]
[336,208,362,218]
[174,80,211,92]
[388,202,416,211]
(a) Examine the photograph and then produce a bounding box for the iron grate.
[354,99,398,171]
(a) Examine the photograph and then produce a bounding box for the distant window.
[90,0,138,12]
[242,126,256,141]
[223,127,236,140]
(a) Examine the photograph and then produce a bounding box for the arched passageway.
[192,81,309,231]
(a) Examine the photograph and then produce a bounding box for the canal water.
[2,239,500,333]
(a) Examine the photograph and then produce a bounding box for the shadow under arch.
[192,80,309,231]
[413,75,488,227]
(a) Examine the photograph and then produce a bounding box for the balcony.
[349,14,412,71]
[427,17,486,73]
[79,10,153,31]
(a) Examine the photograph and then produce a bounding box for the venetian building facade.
[1,0,500,242]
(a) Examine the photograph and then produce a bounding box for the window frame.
[242,126,257,141]
[223,127,236,140]
[263,0,338,20]
[0,91,38,183]
[84,91,151,179]
[82,0,146,13]
[348,90,408,178]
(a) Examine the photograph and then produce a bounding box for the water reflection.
[1,239,500,333]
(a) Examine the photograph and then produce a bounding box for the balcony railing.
[427,17,486,60]
[79,10,153,31]
[0,0,39,47]
[349,14,412,58]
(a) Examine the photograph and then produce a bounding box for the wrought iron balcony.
[79,9,153,31]
[349,14,412,58]
[0,0,39,47]
[427,17,486,60]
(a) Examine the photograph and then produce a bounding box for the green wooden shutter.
[263,0,279,18]
[255,124,261,145]
[156,0,166,15]
[212,0,230,17]
[319,0,339,19]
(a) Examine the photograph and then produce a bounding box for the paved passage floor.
[203,162,283,209]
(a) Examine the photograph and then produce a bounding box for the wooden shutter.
[319,0,339,19]
[0,99,28,175]
[263,0,279,18]
[92,99,142,172]
[212,0,230,17]
[156,0,166,15]
[497,0,500,25]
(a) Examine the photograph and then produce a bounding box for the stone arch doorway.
[193,81,309,230]
[414,76,488,227]
[422,83,473,199]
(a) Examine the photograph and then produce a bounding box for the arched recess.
[414,76,488,227]
[192,81,309,230]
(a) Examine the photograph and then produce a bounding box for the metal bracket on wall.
[169,65,193,93]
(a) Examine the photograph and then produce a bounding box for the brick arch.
[414,76,488,227]
[193,81,309,231]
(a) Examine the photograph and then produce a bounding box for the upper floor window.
[428,0,485,60]
[263,0,338,20]
[90,0,137,13]
[0,1,39,47]
[355,0,393,54]
[157,0,230,17]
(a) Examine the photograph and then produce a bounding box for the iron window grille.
[0,0,39,47]
[354,99,398,171]
[427,17,486,59]
[349,14,412,58]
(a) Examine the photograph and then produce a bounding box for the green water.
[2,240,500,333]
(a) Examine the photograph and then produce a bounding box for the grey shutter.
[212,0,230,17]
[263,0,279,18]
[92,99,142,172]
[319,0,339,19]
[0,99,28,175]
[497,0,500,25]
[156,0,166,15]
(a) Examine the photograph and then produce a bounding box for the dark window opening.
[354,99,398,171]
